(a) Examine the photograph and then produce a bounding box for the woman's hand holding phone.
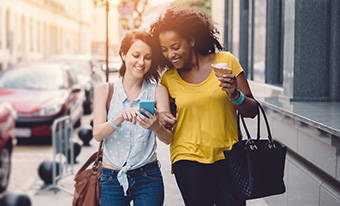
[137,108,162,132]
[116,101,163,132]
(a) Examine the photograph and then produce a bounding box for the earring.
[190,37,195,47]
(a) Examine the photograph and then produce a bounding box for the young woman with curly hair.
[150,5,258,206]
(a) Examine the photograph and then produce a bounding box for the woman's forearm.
[93,123,112,142]
[234,96,259,118]
[153,124,174,145]
[93,115,123,141]
[93,122,115,142]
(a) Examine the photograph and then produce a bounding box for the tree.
[171,0,211,18]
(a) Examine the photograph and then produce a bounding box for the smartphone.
[139,101,155,118]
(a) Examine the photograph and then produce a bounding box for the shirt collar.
[118,78,148,104]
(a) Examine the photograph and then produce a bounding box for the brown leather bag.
[72,82,113,206]
[73,144,102,206]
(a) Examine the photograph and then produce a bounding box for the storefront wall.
[213,0,340,205]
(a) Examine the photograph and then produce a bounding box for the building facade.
[91,2,120,57]
[0,0,93,71]
[212,0,340,205]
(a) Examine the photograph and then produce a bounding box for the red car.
[0,63,85,141]
[0,101,16,193]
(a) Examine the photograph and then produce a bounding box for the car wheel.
[0,144,11,193]
[74,117,81,128]
[83,101,92,115]
[83,89,93,115]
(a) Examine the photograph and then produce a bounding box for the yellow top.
[160,52,243,165]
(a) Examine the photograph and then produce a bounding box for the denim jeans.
[173,160,246,206]
[100,161,164,206]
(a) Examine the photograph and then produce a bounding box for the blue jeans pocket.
[100,173,114,185]
[143,167,162,180]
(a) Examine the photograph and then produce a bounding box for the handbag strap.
[255,100,273,142]
[257,106,261,140]
[96,82,114,158]
[75,151,99,176]
[238,99,273,143]
[106,82,113,112]
[74,83,114,180]
[237,112,241,141]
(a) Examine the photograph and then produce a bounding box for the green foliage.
[171,0,211,18]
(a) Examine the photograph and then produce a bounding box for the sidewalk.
[25,138,267,206]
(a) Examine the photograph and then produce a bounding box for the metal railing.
[40,115,74,195]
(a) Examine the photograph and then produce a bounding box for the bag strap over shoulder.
[73,83,114,183]
[97,82,114,157]
[106,82,114,112]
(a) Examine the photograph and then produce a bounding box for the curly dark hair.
[149,5,223,68]
[118,29,162,83]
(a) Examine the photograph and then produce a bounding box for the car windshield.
[48,57,92,76]
[0,67,64,90]
[67,60,91,75]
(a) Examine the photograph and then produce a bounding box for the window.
[232,0,240,60]
[21,15,26,60]
[30,17,33,51]
[251,0,266,83]
[37,20,40,52]
[225,0,284,86]
[6,9,10,49]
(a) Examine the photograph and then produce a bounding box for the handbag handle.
[95,82,114,159]
[74,151,99,177]
[106,82,114,114]
[237,111,260,141]
[73,83,113,183]
[238,99,274,144]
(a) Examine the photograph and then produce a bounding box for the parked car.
[0,101,16,193]
[46,55,105,114]
[96,56,122,73]
[0,63,85,140]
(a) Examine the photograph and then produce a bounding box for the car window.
[59,59,92,76]
[69,60,92,75]
[0,67,64,90]
[47,57,92,75]
[66,69,78,87]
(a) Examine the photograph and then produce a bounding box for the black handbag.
[224,100,287,201]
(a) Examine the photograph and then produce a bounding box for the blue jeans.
[100,161,164,206]
[173,160,246,206]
